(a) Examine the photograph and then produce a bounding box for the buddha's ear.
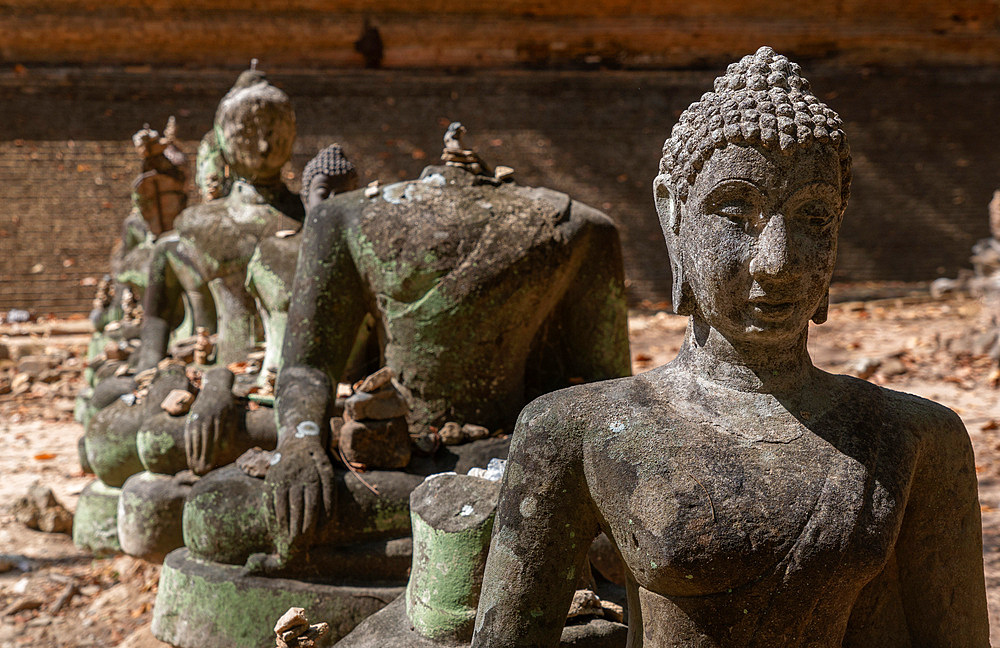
[653,174,680,236]
[653,174,695,316]
[811,289,830,325]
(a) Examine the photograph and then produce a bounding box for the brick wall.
[1,65,999,314]
[1,1,999,68]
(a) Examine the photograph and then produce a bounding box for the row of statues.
[75,47,988,647]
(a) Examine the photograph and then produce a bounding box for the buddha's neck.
[675,317,815,396]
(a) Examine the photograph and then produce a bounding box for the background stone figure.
[472,46,989,647]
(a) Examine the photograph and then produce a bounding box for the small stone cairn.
[273,607,329,648]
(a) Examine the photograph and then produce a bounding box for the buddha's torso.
[343,169,595,427]
[583,368,921,647]
[175,182,303,284]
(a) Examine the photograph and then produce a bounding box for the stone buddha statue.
[472,47,989,648]
[136,66,304,372]
[151,126,631,648]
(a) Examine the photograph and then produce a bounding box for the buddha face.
[304,171,358,211]
[659,142,842,344]
[215,85,296,183]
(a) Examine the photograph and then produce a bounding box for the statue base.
[153,548,405,648]
[72,480,122,555]
[117,471,193,563]
[337,595,628,648]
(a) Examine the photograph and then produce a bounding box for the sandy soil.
[3,293,1000,646]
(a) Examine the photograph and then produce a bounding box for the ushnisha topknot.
[301,144,357,199]
[660,46,851,208]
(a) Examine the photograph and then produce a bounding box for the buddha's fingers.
[289,487,305,539]
[274,487,290,539]
[311,448,335,520]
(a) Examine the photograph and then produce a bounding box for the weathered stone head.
[214,69,295,184]
[300,143,358,211]
[653,46,851,340]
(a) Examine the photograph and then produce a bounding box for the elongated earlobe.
[654,176,696,316]
[811,289,829,324]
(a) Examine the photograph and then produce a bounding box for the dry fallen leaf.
[32,452,56,461]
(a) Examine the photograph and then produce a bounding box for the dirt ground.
[3,291,1000,646]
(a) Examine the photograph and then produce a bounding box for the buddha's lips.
[749,300,796,318]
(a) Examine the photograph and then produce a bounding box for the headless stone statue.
[472,47,989,648]
[151,126,630,648]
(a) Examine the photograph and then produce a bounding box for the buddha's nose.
[749,214,792,278]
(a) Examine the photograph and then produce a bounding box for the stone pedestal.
[72,480,122,555]
[335,473,627,648]
[153,548,404,648]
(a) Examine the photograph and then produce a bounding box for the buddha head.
[300,143,359,211]
[214,68,296,184]
[653,46,852,343]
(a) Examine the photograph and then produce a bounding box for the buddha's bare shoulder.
[826,371,972,458]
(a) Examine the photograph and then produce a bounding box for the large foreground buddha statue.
[472,47,989,648]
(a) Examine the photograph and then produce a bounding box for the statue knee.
[182,465,271,564]
[137,412,188,474]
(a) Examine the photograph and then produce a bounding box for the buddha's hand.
[184,367,240,475]
[264,436,335,558]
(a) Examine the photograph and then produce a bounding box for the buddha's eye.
[712,198,756,222]
[797,200,836,227]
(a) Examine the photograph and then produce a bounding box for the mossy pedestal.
[153,548,405,648]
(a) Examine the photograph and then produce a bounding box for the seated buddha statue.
[471,47,989,648]
[135,65,304,372]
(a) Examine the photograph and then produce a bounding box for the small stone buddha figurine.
[472,47,989,648]
[136,65,305,372]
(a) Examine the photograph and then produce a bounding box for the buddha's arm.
[262,202,368,560]
[277,201,368,436]
[895,409,989,646]
[472,395,599,648]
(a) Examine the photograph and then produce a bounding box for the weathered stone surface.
[471,47,989,648]
[339,418,411,470]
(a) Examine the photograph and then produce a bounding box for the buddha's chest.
[587,423,916,598]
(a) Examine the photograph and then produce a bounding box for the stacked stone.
[339,367,411,469]
[273,607,330,648]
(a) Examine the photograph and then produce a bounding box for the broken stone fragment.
[439,421,464,445]
[566,589,605,620]
[16,355,60,379]
[600,599,624,623]
[355,366,393,393]
[344,385,407,421]
[339,418,411,469]
[273,606,329,648]
[274,607,309,635]
[161,389,195,416]
[11,373,30,395]
[494,165,514,181]
[12,482,73,534]
[462,423,490,441]
[236,447,275,478]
